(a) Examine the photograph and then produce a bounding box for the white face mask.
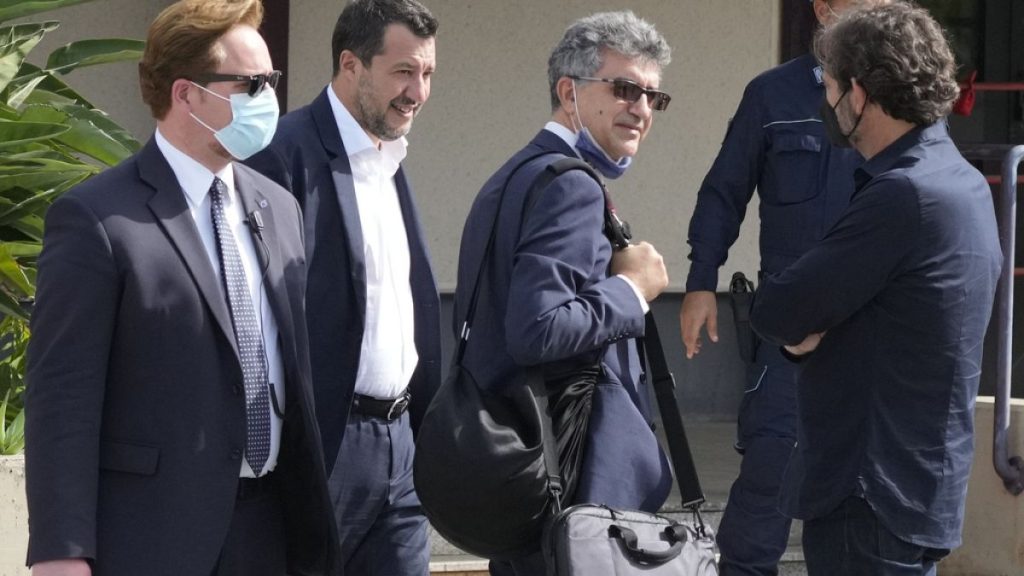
[190,83,279,160]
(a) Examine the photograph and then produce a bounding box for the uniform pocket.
[762,132,823,205]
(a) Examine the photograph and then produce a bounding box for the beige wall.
[36,0,781,292]
[290,0,778,291]
[25,0,164,143]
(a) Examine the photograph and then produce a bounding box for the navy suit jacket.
[25,139,337,575]
[454,129,673,512]
[247,89,441,475]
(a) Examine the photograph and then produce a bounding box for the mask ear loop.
[570,79,585,134]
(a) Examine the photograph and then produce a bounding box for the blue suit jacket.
[247,89,441,476]
[454,129,673,512]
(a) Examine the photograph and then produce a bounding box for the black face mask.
[819,89,862,148]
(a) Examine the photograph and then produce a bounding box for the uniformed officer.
[678,2,884,575]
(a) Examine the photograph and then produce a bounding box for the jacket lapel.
[139,139,239,360]
[234,166,297,360]
[313,90,367,323]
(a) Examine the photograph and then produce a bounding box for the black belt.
[351,391,411,421]
[237,470,279,500]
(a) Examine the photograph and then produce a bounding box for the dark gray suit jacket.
[25,138,337,575]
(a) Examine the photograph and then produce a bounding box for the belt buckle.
[386,393,410,421]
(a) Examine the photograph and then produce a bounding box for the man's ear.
[849,77,869,114]
[812,0,833,25]
[338,50,363,78]
[556,76,577,116]
[171,78,194,110]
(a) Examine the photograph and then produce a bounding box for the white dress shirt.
[327,87,418,400]
[544,122,649,313]
[155,130,284,477]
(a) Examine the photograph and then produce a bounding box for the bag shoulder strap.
[456,152,596,363]
[641,315,706,508]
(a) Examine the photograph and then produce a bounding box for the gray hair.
[547,11,671,111]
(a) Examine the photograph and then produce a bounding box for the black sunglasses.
[570,76,671,111]
[191,70,283,97]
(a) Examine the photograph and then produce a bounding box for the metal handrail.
[993,145,1024,495]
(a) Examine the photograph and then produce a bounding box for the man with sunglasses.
[24,1,336,575]
[246,1,439,574]
[452,11,672,575]
[678,2,888,574]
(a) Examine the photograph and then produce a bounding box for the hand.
[609,241,669,302]
[679,290,718,359]
[784,332,826,357]
[32,559,91,576]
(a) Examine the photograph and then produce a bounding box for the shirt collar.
[544,121,581,154]
[854,121,948,192]
[155,128,235,209]
[326,85,408,166]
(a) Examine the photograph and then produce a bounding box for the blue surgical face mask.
[571,80,632,179]
[190,82,279,160]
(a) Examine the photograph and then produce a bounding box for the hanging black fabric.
[413,154,605,560]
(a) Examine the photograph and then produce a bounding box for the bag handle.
[608,524,685,565]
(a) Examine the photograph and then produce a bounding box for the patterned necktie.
[209,177,271,475]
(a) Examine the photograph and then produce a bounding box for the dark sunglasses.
[571,75,671,111]
[190,70,283,97]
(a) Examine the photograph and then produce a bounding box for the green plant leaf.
[13,63,93,107]
[0,21,59,94]
[52,103,139,164]
[0,287,25,321]
[0,244,31,297]
[0,179,63,226]
[2,242,39,258]
[5,71,46,108]
[10,213,44,241]
[0,0,92,24]
[46,38,144,74]
[0,392,25,455]
[0,118,69,148]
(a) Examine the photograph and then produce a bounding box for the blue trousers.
[328,411,429,576]
[803,496,949,576]
[718,347,797,576]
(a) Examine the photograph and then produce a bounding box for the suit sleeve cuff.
[615,274,650,314]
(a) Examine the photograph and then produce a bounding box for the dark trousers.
[328,411,429,576]
[213,473,287,576]
[803,496,950,576]
[718,349,797,576]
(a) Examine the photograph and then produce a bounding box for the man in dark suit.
[246,1,440,573]
[24,1,336,575]
[453,11,673,576]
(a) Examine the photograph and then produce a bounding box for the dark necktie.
[210,177,271,475]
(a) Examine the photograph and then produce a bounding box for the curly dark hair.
[813,2,959,125]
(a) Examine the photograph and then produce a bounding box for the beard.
[355,73,418,142]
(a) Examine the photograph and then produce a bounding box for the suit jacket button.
[230,448,242,460]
